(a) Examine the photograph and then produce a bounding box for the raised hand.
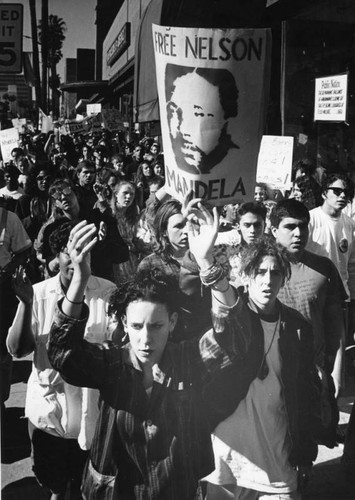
[12,265,33,304]
[67,221,98,279]
[185,200,219,271]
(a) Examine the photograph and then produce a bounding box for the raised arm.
[47,220,115,389]
[185,200,236,308]
[61,220,98,319]
[7,266,35,358]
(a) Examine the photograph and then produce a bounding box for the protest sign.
[256,135,294,190]
[87,103,102,116]
[101,109,125,131]
[62,114,102,135]
[0,127,19,163]
[314,73,348,122]
[85,113,102,133]
[153,24,271,205]
[63,120,86,135]
[39,108,53,133]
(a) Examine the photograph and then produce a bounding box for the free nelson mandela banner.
[153,24,271,206]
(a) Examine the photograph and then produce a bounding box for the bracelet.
[65,295,84,305]
[200,264,225,287]
[211,279,230,293]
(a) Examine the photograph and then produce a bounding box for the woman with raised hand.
[46,203,246,500]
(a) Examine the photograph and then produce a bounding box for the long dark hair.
[25,162,56,197]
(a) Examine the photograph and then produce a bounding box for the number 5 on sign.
[0,4,23,73]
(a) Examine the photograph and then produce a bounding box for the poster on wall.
[256,135,294,191]
[314,73,348,122]
[153,24,271,205]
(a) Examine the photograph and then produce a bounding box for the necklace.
[257,316,280,381]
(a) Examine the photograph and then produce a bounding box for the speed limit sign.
[0,4,23,73]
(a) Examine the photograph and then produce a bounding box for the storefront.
[104,0,355,174]
[275,4,355,174]
[102,0,151,135]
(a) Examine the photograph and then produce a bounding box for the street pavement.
[1,355,355,500]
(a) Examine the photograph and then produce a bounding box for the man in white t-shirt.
[306,172,355,346]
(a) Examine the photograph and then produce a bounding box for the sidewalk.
[1,356,355,500]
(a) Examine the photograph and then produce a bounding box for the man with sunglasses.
[306,173,355,345]
[307,174,355,483]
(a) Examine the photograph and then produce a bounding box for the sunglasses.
[328,187,351,197]
[37,175,51,182]
[51,186,72,200]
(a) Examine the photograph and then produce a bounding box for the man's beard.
[170,123,239,174]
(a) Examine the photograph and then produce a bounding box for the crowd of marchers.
[1,127,355,500]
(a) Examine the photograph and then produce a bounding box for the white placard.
[0,127,19,163]
[101,109,125,131]
[153,24,271,205]
[256,135,294,190]
[314,74,348,122]
[87,103,102,116]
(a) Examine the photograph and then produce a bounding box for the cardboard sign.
[0,127,19,163]
[62,114,102,135]
[101,109,125,131]
[153,24,271,205]
[256,135,294,190]
[87,103,102,116]
[314,73,348,122]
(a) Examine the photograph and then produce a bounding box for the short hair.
[165,64,239,119]
[255,182,270,200]
[239,236,291,286]
[236,201,267,223]
[108,268,179,325]
[321,172,354,200]
[48,177,74,198]
[11,147,25,159]
[76,159,95,173]
[111,154,125,163]
[94,145,106,154]
[153,199,183,258]
[3,164,20,179]
[48,220,75,255]
[148,175,164,189]
[270,199,310,228]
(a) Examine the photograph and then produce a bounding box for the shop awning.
[133,0,268,123]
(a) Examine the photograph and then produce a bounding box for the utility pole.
[41,0,49,114]
[29,0,42,111]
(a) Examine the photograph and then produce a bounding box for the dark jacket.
[203,289,320,467]
[48,299,247,500]
[48,292,320,499]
